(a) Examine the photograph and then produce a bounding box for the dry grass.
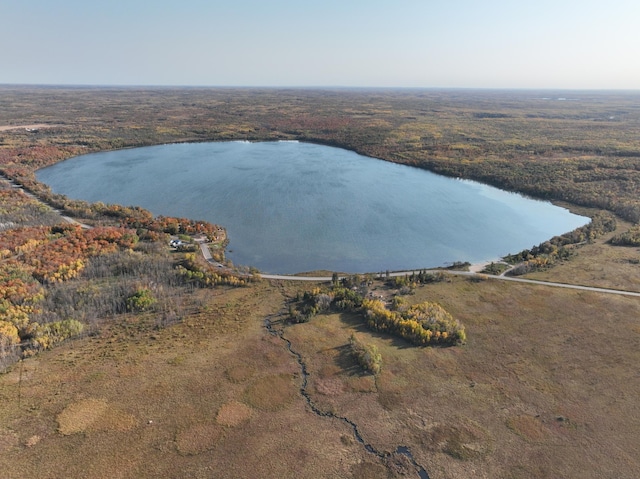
[0,427,19,453]
[244,374,298,411]
[56,398,137,436]
[506,414,550,442]
[224,364,256,383]
[175,422,223,455]
[523,215,640,292]
[216,401,252,427]
[0,282,372,478]
[57,398,109,435]
[284,267,640,478]
[0,245,639,478]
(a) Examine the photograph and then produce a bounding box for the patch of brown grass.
[216,401,252,427]
[351,460,392,479]
[57,398,136,435]
[0,428,19,453]
[224,364,255,383]
[175,422,223,455]
[427,420,493,460]
[506,414,550,442]
[57,398,108,435]
[244,374,298,411]
[314,377,345,396]
[24,435,41,448]
[346,375,376,393]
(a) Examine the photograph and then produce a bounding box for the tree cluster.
[362,298,466,346]
[609,224,640,247]
[349,333,382,376]
[176,253,255,288]
[0,224,141,362]
[505,212,617,274]
[288,280,464,348]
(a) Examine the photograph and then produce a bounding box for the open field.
[0,86,639,478]
[1,267,639,478]
[287,276,640,478]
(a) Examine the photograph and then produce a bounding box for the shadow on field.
[337,311,417,350]
[333,344,364,377]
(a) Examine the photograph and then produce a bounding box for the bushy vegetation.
[0,185,61,227]
[30,319,84,352]
[0,224,138,283]
[505,212,617,275]
[362,298,466,346]
[126,287,156,312]
[349,333,382,375]
[480,262,511,275]
[176,253,256,287]
[288,278,464,347]
[386,270,448,291]
[0,217,248,370]
[609,224,640,247]
[0,224,140,361]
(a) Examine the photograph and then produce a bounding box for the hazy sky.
[2,0,639,89]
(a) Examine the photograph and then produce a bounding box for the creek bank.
[264,311,430,479]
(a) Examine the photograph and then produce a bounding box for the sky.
[2,0,639,89]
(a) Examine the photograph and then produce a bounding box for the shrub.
[0,320,20,348]
[32,319,84,351]
[349,333,382,375]
[505,212,617,270]
[362,299,465,346]
[126,288,156,312]
[609,224,640,246]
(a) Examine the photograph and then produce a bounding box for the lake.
[36,141,589,274]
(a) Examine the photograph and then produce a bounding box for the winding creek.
[264,311,430,479]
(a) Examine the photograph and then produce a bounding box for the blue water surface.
[37,141,589,274]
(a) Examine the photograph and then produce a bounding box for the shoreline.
[258,259,499,281]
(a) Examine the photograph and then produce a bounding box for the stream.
[264,312,430,479]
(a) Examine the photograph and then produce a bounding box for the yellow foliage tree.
[0,321,20,347]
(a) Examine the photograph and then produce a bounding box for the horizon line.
[1,83,640,93]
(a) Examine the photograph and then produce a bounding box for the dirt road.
[260,269,640,298]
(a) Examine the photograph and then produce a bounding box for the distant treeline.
[2,87,639,225]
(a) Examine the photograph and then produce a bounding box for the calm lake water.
[37,141,589,274]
